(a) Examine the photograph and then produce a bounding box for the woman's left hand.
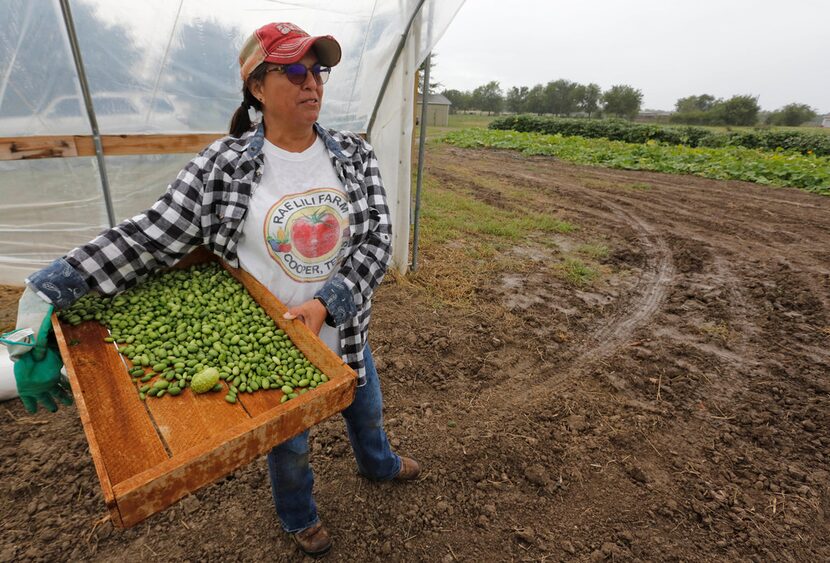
[283,299,327,336]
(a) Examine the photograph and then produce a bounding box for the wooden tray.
[52,249,357,528]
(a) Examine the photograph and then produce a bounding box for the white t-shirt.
[237,136,348,355]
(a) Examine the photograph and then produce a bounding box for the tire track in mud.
[517,163,830,298]
[535,171,827,406]
[488,185,677,414]
[455,164,678,410]
[570,196,675,363]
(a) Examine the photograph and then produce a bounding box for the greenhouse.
[0,0,464,283]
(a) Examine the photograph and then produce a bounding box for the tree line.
[442,80,644,120]
[440,80,821,127]
[672,95,818,127]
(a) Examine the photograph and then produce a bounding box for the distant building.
[416,93,452,127]
[634,109,672,123]
[822,115,830,128]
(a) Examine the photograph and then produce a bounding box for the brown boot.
[292,521,331,558]
[395,456,421,481]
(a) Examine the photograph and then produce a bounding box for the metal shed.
[415,93,452,127]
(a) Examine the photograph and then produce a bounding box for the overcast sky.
[433,0,829,113]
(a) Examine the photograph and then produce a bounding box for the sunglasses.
[265,63,331,85]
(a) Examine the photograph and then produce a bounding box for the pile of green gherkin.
[58,262,329,404]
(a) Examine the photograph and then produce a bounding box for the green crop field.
[424,113,830,143]
[442,128,830,195]
[489,115,830,156]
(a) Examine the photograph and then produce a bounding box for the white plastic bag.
[0,346,18,401]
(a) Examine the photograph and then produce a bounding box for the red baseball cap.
[239,22,341,82]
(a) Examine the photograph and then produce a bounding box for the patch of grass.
[409,173,575,308]
[627,182,653,191]
[418,178,574,247]
[424,113,499,139]
[582,179,614,190]
[698,322,730,341]
[465,241,499,260]
[407,236,532,309]
[576,242,610,259]
[447,113,499,129]
[556,257,598,286]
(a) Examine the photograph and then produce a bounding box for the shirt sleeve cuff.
[314,276,357,326]
[25,258,90,310]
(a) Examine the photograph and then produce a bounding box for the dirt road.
[1,143,828,561]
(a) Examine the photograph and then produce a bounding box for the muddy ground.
[1,143,829,562]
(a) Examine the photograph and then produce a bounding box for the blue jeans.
[266,345,400,532]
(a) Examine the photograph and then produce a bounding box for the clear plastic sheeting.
[0,158,108,283]
[0,0,465,284]
[105,154,194,220]
[0,1,91,136]
[367,0,466,270]
[0,0,456,135]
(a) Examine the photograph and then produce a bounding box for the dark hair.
[229,64,269,137]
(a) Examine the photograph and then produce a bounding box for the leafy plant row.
[489,115,830,157]
[444,128,830,195]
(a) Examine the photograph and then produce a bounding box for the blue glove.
[1,288,72,413]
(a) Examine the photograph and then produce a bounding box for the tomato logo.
[289,207,341,259]
[262,189,348,282]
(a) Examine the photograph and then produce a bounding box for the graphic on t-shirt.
[264,188,349,281]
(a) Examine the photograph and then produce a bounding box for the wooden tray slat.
[141,378,250,455]
[53,322,169,484]
[53,318,121,526]
[235,388,285,418]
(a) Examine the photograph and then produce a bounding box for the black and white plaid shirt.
[28,123,392,385]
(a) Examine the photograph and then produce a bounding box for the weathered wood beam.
[0,133,223,161]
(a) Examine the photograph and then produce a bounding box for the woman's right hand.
[283,298,328,336]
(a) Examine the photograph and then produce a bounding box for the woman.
[9,22,419,558]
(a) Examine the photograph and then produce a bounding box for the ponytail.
[229,64,269,137]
